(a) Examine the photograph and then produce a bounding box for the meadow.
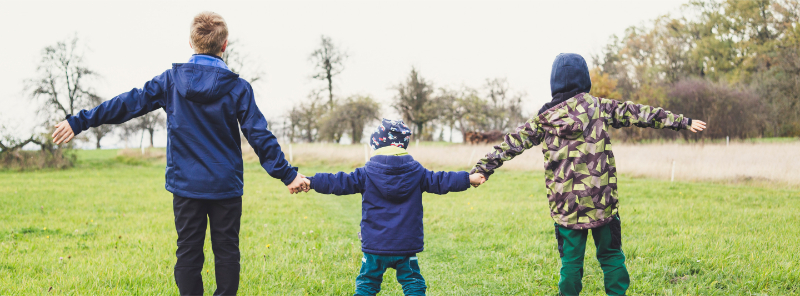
[1,146,799,295]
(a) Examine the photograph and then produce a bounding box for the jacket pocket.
[554,223,565,258]
[609,215,622,249]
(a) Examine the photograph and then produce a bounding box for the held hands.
[469,173,486,188]
[52,120,75,144]
[287,173,311,194]
[688,120,707,133]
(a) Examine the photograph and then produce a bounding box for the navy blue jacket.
[307,155,470,256]
[66,62,297,199]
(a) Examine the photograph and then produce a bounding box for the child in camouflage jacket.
[470,53,706,296]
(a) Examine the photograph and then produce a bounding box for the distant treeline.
[282,37,526,143]
[591,0,800,141]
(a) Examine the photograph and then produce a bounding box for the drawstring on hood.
[538,53,592,115]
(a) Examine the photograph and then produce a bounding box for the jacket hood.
[538,53,592,115]
[172,63,240,104]
[550,53,591,96]
[364,155,423,203]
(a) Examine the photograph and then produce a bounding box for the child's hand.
[689,120,707,133]
[469,173,486,188]
[287,173,310,194]
[52,120,75,144]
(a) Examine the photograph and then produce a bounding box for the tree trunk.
[351,122,362,144]
[305,123,314,142]
[458,121,468,143]
[148,129,155,148]
[327,70,334,110]
[96,137,101,149]
[449,124,453,143]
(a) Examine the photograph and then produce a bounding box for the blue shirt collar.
[187,54,230,70]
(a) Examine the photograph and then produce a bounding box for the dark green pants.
[555,215,629,296]
[354,252,426,296]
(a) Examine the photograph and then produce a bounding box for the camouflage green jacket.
[471,93,689,230]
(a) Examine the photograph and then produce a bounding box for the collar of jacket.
[373,146,409,156]
[538,90,584,115]
[188,54,230,70]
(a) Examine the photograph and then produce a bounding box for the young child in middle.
[303,118,485,296]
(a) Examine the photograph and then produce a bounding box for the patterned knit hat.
[370,119,412,150]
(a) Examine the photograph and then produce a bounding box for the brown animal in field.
[464,130,505,144]
[483,130,504,143]
[464,131,478,144]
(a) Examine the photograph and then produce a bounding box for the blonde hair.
[190,11,228,55]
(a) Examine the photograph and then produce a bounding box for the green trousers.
[354,252,426,296]
[555,215,630,296]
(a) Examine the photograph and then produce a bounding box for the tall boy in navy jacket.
[50,12,308,296]
[303,119,485,296]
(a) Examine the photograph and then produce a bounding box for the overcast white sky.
[1,0,687,148]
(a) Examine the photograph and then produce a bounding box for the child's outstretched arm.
[469,117,545,181]
[306,168,367,195]
[601,98,706,132]
[421,170,472,194]
[237,83,302,188]
[52,71,169,144]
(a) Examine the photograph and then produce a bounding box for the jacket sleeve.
[66,71,168,135]
[600,98,689,131]
[470,118,545,180]
[237,82,298,185]
[421,170,470,195]
[307,168,366,195]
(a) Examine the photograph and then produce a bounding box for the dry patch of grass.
[117,148,165,159]
[243,142,544,172]
[613,141,800,185]
[248,140,800,185]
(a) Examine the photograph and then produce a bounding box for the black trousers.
[173,195,242,296]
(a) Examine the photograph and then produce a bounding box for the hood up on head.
[364,155,423,203]
[172,63,240,104]
[538,53,592,115]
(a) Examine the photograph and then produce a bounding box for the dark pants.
[555,215,629,296]
[354,252,426,296]
[173,195,242,296]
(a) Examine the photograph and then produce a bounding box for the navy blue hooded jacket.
[537,53,592,115]
[307,155,470,256]
[66,58,297,199]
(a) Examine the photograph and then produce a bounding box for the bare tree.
[221,39,264,83]
[0,124,41,154]
[392,67,440,140]
[0,124,74,169]
[288,101,322,143]
[24,35,115,150]
[309,35,348,110]
[117,121,141,149]
[484,78,525,132]
[84,94,114,149]
[27,35,98,122]
[136,111,166,148]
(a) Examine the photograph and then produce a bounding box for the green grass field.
[1,149,799,295]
